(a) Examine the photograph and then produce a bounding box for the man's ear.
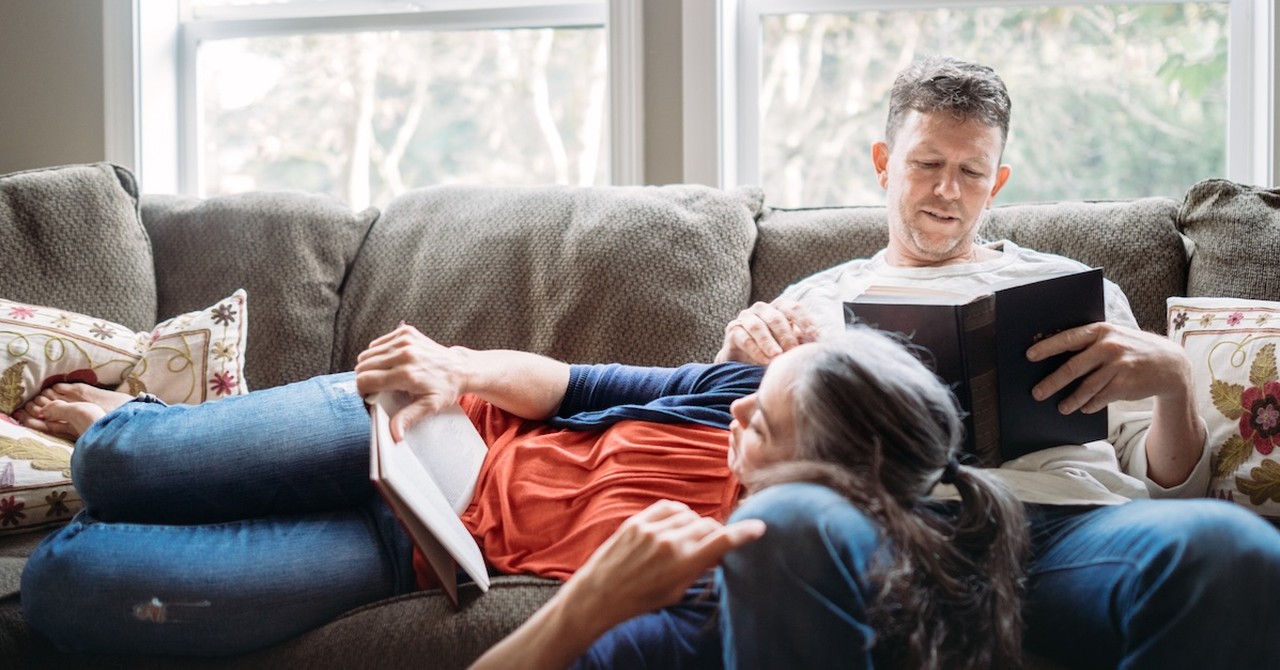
[872,142,890,190]
[987,164,1012,206]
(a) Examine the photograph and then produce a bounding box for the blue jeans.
[720,483,1280,669]
[21,373,417,656]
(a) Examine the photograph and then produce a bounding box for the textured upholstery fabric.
[0,576,557,670]
[335,184,762,370]
[981,198,1187,334]
[751,198,1186,334]
[0,163,156,331]
[141,193,377,390]
[1179,179,1280,302]
[750,205,890,306]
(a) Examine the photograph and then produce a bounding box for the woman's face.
[728,348,802,480]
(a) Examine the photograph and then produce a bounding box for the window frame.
[684,0,1275,196]
[104,0,643,195]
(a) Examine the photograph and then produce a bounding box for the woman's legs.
[1023,498,1280,669]
[717,483,880,670]
[22,496,415,656]
[73,372,373,524]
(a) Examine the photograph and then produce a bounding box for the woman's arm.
[470,500,765,670]
[354,324,570,441]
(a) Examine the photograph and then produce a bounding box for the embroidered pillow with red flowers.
[1168,296,1280,520]
[0,290,249,414]
[0,291,248,533]
[0,415,81,533]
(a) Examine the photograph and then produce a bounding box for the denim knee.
[727,482,882,575]
[720,483,881,668]
[70,401,167,508]
[1137,499,1280,598]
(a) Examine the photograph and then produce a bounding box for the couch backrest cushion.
[334,184,762,369]
[141,193,377,390]
[751,198,1186,334]
[0,163,156,331]
[750,206,890,306]
[1179,179,1280,302]
[981,198,1186,333]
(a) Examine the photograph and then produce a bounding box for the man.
[716,56,1280,668]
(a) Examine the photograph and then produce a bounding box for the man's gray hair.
[885,56,1011,150]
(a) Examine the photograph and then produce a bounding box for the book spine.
[960,295,1001,467]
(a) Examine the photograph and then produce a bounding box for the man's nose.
[935,170,961,199]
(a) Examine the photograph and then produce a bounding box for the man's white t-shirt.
[781,240,1210,505]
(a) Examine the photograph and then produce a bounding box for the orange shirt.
[448,393,741,582]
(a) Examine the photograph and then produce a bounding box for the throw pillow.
[1168,296,1280,520]
[0,416,82,533]
[0,290,249,414]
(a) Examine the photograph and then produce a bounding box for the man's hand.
[355,323,467,441]
[716,298,819,364]
[1027,322,1193,414]
[1028,321,1205,487]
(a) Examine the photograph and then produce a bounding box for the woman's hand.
[355,323,468,441]
[355,323,571,439]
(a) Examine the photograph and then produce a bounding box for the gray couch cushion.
[981,198,1187,333]
[1179,179,1280,302]
[335,184,762,369]
[751,198,1186,334]
[141,193,378,390]
[0,163,156,331]
[750,205,890,306]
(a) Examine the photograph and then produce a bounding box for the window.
[115,1,642,208]
[722,0,1272,207]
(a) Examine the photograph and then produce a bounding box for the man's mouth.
[921,208,960,223]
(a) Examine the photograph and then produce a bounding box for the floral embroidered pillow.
[0,290,249,414]
[0,415,82,533]
[121,290,249,403]
[1168,296,1280,520]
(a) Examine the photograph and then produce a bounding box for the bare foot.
[15,384,133,439]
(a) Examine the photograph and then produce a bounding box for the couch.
[0,162,1277,668]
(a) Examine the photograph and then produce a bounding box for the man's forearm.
[1143,392,1208,489]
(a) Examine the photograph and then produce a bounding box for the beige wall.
[0,1,106,176]
[643,0,683,185]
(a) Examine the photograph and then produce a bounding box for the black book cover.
[844,268,1107,466]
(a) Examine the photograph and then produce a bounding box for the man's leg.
[1024,499,1280,669]
[718,483,880,669]
[73,372,373,524]
[21,496,415,656]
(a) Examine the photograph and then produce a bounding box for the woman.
[22,324,1029,666]
[472,326,1028,669]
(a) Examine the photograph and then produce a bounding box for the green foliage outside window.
[759,3,1229,207]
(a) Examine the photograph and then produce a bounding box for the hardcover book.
[368,391,490,607]
[844,267,1108,466]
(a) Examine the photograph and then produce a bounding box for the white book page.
[375,391,488,514]
[368,395,490,593]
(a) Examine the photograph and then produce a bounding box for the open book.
[367,391,490,607]
[845,267,1108,466]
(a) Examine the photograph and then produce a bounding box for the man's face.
[873,110,1011,266]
